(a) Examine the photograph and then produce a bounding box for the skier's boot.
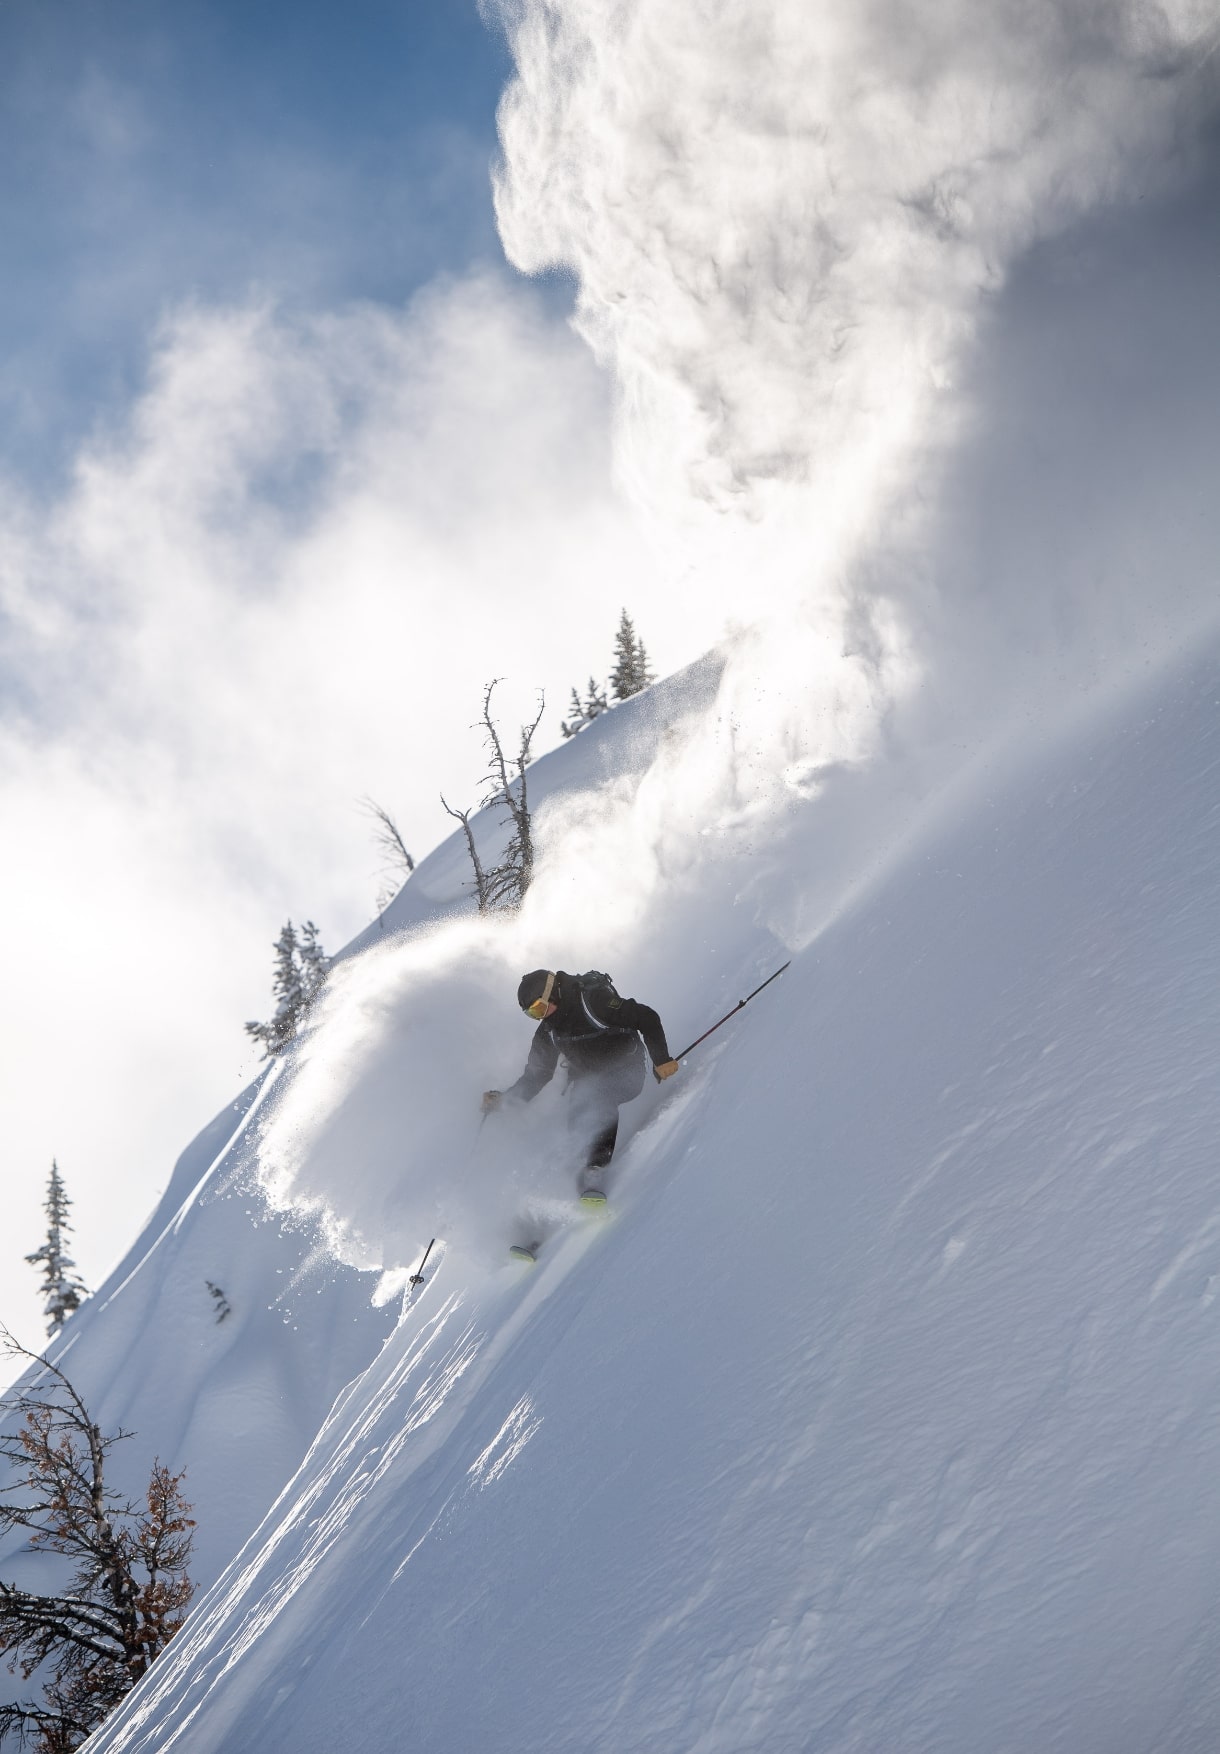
[578,1166,608,1210]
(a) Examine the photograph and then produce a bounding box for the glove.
[481,1089,503,1114]
[653,1059,679,1082]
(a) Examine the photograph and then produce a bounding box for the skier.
[482,969,679,1199]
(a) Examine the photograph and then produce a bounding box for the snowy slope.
[0,659,722,1626]
[69,628,1220,1753]
[0,1070,398,1600]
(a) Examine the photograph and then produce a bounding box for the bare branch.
[359,796,415,876]
[440,795,491,913]
[0,1332,193,1749]
[476,683,544,910]
[478,680,512,814]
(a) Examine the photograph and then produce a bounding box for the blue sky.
[0,0,513,481]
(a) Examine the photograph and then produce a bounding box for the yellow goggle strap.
[525,971,556,1020]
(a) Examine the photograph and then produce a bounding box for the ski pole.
[408,1237,436,1291]
[671,961,791,1064]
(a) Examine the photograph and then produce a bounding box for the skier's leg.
[570,1045,644,1192]
[568,1075,620,1184]
[586,1108,620,1171]
[595,1048,646,1168]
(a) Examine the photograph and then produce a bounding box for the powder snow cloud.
[484,0,1220,847]
[493,0,1218,527]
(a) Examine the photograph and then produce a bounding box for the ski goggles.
[523,972,556,1020]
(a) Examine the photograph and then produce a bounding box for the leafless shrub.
[443,681,545,914]
[360,798,415,913]
[0,1334,194,1752]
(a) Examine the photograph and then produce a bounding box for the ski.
[508,1183,611,1263]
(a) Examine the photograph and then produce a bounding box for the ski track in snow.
[90,1212,617,1751]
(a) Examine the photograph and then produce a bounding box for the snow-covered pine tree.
[560,677,608,738]
[245,920,330,1056]
[560,689,583,739]
[248,922,304,1055]
[24,1161,88,1336]
[609,610,654,701]
[297,920,331,1003]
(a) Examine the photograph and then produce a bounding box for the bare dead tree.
[360,797,415,914]
[0,1333,194,1753]
[479,680,545,910]
[440,795,491,914]
[439,682,545,914]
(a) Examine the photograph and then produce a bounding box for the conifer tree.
[609,610,654,701]
[296,920,331,1003]
[24,1164,87,1337]
[560,678,608,739]
[261,922,306,1054]
[245,920,330,1056]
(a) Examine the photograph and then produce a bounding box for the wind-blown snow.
[489,0,1220,865]
[72,626,1220,1753]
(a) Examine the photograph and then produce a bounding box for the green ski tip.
[509,1243,539,1264]
[579,1189,609,1209]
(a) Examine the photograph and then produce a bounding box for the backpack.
[571,969,630,1033]
[574,969,617,997]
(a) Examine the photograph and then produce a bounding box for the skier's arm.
[606,995,672,1068]
[505,1024,560,1102]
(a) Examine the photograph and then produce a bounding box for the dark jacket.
[507,972,672,1102]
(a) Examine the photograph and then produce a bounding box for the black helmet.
[518,969,556,1011]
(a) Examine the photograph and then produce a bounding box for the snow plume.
[255,920,608,1277]
[483,0,1220,901]
[493,0,1215,524]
